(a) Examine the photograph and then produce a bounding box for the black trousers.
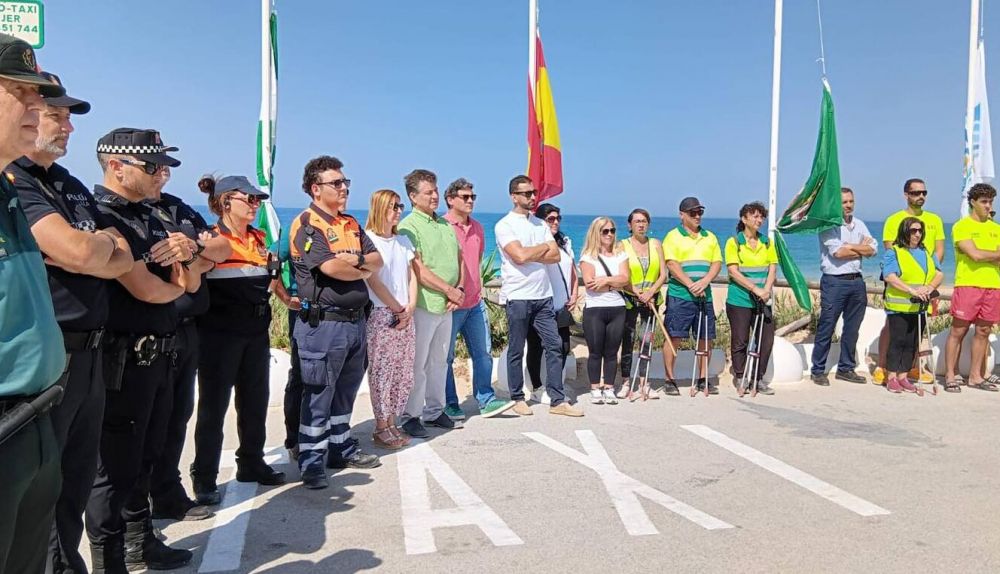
[886,313,920,373]
[726,303,775,383]
[191,327,270,482]
[583,306,626,386]
[620,304,654,379]
[86,349,173,544]
[526,323,570,390]
[283,310,302,449]
[148,321,199,506]
[0,413,60,574]
[48,346,104,574]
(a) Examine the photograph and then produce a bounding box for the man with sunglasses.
[662,197,723,394]
[873,178,945,385]
[810,187,876,386]
[88,128,202,571]
[442,177,515,420]
[495,175,583,416]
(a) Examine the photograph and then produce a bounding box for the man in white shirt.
[495,175,583,417]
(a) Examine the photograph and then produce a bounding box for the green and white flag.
[255,0,280,248]
[775,79,844,311]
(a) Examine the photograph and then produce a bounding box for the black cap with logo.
[679,197,705,212]
[39,72,90,114]
[0,33,64,97]
[96,128,181,167]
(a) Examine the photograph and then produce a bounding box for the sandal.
[944,380,963,393]
[967,380,1000,392]
[984,374,1000,386]
[373,428,405,450]
[390,426,412,446]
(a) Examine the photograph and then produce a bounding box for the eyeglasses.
[117,157,164,175]
[456,193,477,202]
[512,190,537,198]
[545,215,562,223]
[601,228,617,236]
[316,178,351,192]
[908,227,924,234]
[685,209,705,217]
[392,202,405,211]
[231,195,262,207]
[906,190,928,197]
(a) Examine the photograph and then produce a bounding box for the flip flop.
[944,379,963,393]
[984,374,1000,386]
[967,381,1000,392]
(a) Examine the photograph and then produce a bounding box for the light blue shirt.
[818,217,875,275]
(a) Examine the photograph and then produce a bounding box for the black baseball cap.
[679,197,705,212]
[214,175,268,199]
[0,33,64,97]
[96,128,180,167]
[39,72,90,114]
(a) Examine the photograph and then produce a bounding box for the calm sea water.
[196,206,960,282]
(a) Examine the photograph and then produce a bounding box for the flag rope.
[815,0,828,78]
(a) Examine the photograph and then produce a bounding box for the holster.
[102,336,129,392]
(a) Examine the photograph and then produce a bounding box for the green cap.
[0,33,64,97]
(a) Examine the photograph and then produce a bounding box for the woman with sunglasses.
[881,217,944,394]
[525,203,578,401]
[579,217,631,404]
[618,208,668,398]
[363,189,417,449]
[190,175,285,506]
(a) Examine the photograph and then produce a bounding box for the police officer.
[190,175,285,505]
[290,155,383,489]
[6,72,136,574]
[0,34,73,574]
[87,128,201,572]
[142,166,230,521]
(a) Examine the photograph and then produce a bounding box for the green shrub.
[269,295,291,350]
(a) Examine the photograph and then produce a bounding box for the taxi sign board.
[0,1,43,48]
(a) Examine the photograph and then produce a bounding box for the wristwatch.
[355,252,365,268]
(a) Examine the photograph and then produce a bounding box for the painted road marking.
[397,440,524,555]
[199,446,290,573]
[524,430,733,534]
[681,425,891,517]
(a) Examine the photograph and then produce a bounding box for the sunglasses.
[231,195,262,207]
[908,227,924,234]
[117,157,165,175]
[512,190,537,198]
[906,190,928,197]
[317,178,351,192]
[601,228,617,236]
[685,209,705,217]
[545,215,562,223]
[391,202,405,211]
[456,193,477,202]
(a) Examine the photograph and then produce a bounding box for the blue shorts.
[666,296,716,340]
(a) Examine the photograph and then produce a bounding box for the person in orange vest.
[190,175,285,505]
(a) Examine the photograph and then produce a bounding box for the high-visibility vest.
[620,237,661,291]
[883,246,936,313]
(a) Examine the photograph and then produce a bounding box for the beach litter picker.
[627,313,656,402]
[690,297,711,397]
[739,297,767,398]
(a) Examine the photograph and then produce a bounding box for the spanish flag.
[527,30,563,202]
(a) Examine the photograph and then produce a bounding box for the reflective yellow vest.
[883,247,936,313]
[620,238,661,291]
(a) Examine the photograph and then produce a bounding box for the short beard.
[35,135,67,158]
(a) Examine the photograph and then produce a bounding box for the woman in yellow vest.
[725,202,778,395]
[881,217,944,394]
[618,208,668,397]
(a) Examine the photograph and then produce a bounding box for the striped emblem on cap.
[96,144,171,154]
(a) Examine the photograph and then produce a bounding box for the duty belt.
[63,328,105,352]
[300,306,365,324]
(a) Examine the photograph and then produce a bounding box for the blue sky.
[35,0,996,222]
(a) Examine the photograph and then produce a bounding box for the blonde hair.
[365,189,401,235]
[581,216,622,258]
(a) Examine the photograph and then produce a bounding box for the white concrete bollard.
[763,336,805,384]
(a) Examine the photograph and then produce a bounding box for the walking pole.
[739,305,760,398]
[627,314,652,401]
[749,299,765,398]
[917,302,936,396]
[637,314,655,401]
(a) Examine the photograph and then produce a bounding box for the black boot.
[90,537,129,574]
[124,518,193,571]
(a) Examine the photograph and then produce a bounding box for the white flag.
[962,38,994,212]
[256,0,279,246]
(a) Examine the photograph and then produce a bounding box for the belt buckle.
[134,335,159,366]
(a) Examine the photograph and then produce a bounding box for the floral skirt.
[366,307,416,422]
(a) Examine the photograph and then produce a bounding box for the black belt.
[825,273,862,280]
[301,307,365,323]
[63,328,105,352]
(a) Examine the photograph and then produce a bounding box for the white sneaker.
[590,389,604,404]
[602,388,619,404]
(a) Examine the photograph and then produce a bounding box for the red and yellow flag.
[527,33,562,202]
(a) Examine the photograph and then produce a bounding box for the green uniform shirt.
[662,226,722,302]
[0,177,65,397]
[398,209,460,314]
[724,233,778,309]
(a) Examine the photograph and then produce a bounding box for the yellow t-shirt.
[882,210,945,249]
[952,216,1000,288]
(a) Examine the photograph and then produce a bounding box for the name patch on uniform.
[326,227,339,243]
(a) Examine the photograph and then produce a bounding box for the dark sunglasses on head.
[392,202,405,211]
[545,214,562,223]
[601,227,617,236]
[906,190,928,197]
[456,193,477,202]
[118,157,164,175]
[512,190,537,198]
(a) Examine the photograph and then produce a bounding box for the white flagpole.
[767,0,783,241]
[528,0,538,97]
[260,0,273,196]
[963,0,981,214]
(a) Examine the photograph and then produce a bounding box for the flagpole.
[767,0,783,242]
[964,0,981,213]
[528,0,537,94]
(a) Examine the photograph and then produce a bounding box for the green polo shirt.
[398,209,460,314]
[663,225,723,302]
[0,177,65,397]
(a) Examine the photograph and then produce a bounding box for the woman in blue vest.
[724,202,778,395]
[881,217,944,394]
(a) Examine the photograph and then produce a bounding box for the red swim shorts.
[951,286,1000,324]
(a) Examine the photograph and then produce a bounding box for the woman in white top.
[364,189,418,450]
[579,217,631,404]
[525,203,578,402]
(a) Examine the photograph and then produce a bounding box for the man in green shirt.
[397,169,465,438]
[0,34,73,574]
[873,178,946,385]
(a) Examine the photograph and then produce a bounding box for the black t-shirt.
[93,185,178,336]
[289,204,375,310]
[8,158,110,331]
[152,193,211,318]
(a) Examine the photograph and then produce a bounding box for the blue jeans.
[445,301,496,409]
[505,298,567,406]
[811,274,867,375]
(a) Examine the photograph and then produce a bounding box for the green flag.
[775,79,844,311]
